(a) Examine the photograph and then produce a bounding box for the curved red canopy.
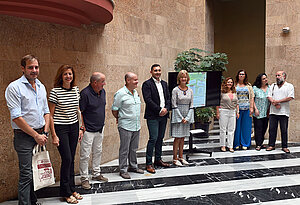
[0,0,114,27]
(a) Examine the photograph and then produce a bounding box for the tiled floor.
[2,122,300,204]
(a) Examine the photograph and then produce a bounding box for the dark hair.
[54,65,76,88]
[21,54,39,67]
[151,64,161,71]
[253,73,268,88]
[235,69,249,85]
[221,77,236,93]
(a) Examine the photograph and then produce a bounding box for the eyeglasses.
[239,73,245,75]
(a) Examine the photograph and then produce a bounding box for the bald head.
[125,72,138,91]
[90,72,105,83]
[90,72,106,93]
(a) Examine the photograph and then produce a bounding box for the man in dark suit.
[142,64,171,173]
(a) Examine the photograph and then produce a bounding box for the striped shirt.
[49,86,80,125]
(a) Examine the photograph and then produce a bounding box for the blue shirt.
[253,85,270,119]
[112,86,141,131]
[80,84,106,132]
[5,75,50,129]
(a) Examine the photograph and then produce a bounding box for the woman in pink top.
[216,77,239,152]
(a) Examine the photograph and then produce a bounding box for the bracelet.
[80,126,85,131]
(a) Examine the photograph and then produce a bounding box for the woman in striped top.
[49,65,83,204]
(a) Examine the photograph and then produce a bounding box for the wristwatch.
[80,126,85,131]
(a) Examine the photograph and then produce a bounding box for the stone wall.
[0,0,207,202]
[265,0,300,142]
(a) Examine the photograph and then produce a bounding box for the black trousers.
[55,122,79,197]
[253,117,269,146]
[268,114,289,148]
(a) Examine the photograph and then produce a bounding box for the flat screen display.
[168,71,221,108]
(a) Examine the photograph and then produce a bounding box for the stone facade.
[265,0,300,142]
[0,0,207,202]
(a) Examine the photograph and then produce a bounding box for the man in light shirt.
[5,54,50,205]
[142,64,171,174]
[112,72,144,179]
[267,71,294,153]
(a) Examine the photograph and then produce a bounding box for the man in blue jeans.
[5,54,50,205]
[267,71,294,153]
[142,64,171,173]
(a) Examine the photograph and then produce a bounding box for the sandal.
[179,158,190,165]
[72,192,83,200]
[229,148,234,153]
[65,195,78,204]
[220,146,226,152]
[255,146,261,151]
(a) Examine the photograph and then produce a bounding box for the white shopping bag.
[32,145,55,191]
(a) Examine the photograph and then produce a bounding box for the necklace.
[178,86,188,95]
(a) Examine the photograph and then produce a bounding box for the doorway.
[212,0,266,83]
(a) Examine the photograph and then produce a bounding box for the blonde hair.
[177,70,190,84]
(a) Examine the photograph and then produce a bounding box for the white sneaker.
[173,159,183,166]
[179,158,190,166]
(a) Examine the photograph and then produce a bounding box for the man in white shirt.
[267,71,294,153]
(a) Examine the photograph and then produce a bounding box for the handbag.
[32,145,55,191]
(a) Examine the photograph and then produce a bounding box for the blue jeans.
[234,109,252,148]
[14,130,38,205]
[268,114,289,148]
[146,118,167,165]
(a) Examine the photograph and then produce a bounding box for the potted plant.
[174,48,228,72]
[194,107,216,137]
[174,48,228,137]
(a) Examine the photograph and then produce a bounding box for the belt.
[14,127,44,134]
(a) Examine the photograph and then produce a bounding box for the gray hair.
[282,71,287,79]
[90,72,103,83]
[125,72,136,83]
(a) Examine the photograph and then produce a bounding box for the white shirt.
[152,77,165,113]
[268,82,294,117]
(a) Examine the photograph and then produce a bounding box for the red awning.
[0,0,114,27]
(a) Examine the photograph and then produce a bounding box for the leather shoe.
[282,148,290,153]
[146,165,156,173]
[266,146,275,151]
[154,160,170,167]
[120,172,131,179]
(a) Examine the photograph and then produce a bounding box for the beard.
[276,77,284,85]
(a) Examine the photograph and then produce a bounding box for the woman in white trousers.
[216,77,239,152]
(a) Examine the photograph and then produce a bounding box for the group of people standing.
[5,55,195,205]
[4,54,295,205]
[216,69,294,154]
